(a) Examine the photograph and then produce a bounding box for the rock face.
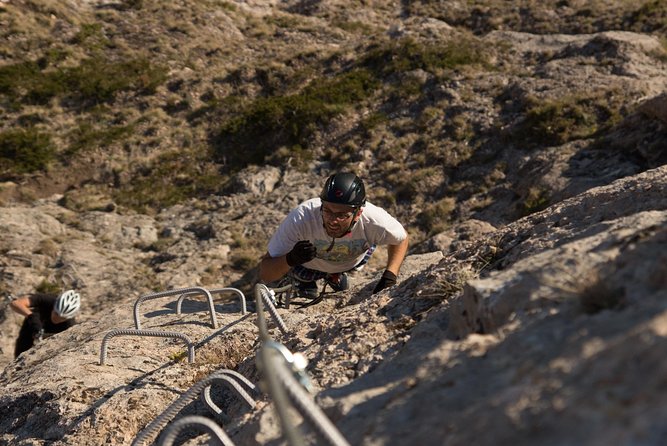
[1,1,667,445]
[1,164,665,445]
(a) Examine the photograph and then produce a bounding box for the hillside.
[1,0,667,445]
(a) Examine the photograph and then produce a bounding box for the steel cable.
[256,284,288,335]
[254,283,350,446]
[267,350,350,446]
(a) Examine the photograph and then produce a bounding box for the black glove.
[285,241,317,267]
[372,270,397,294]
[25,313,43,336]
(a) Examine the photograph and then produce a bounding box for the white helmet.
[54,290,81,319]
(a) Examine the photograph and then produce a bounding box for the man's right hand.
[286,240,317,266]
[25,313,43,335]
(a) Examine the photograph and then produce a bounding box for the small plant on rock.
[0,128,55,176]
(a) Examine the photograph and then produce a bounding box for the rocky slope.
[1,0,667,445]
[1,164,665,445]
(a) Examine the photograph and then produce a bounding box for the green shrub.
[385,165,439,202]
[361,36,490,77]
[360,111,389,133]
[264,14,302,29]
[511,91,623,148]
[333,20,375,35]
[416,197,456,235]
[72,23,110,51]
[64,57,167,104]
[323,140,361,168]
[230,250,258,271]
[648,37,667,62]
[0,61,60,106]
[120,0,144,10]
[65,120,135,156]
[212,68,379,169]
[35,280,60,294]
[0,128,55,175]
[519,186,550,216]
[112,150,225,212]
[445,113,474,142]
[0,56,167,108]
[625,0,667,33]
[220,1,237,11]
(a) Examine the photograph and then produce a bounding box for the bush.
[416,197,456,235]
[0,128,55,176]
[35,280,60,294]
[210,35,490,173]
[519,186,550,216]
[64,57,167,104]
[212,68,379,169]
[0,60,60,106]
[361,36,490,77]
[112,150,225,212]
[510,91,623,148]
[624,0,667,33]
[65,120,135,156]
[0,56,167,108]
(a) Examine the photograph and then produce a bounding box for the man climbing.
[9,289,81,358]
[259,172,409,298]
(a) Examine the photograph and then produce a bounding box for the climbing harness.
[268,274,339,310]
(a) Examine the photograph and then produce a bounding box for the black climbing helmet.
[320,172,366,207]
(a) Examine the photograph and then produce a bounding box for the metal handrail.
[133,287,217,329]
[271,277,295,309]
[175,287,247,316]
[201,370,258,421]
[157,415,234,446]
[132,370,256,446]
[255,283,304,446]
[99,329,195,365]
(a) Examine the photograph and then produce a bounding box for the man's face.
[321,201,362,237]
[51,309,68,324]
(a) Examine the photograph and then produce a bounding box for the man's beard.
[324,221,347,238]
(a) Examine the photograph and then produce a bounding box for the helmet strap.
[343,208,361,235]
[325,208,360,252]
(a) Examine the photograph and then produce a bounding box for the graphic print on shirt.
[313,238,370,263]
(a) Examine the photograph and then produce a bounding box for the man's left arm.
[385,236,409,276]
[373,235,409,294]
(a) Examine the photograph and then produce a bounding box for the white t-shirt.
[267,198,407,273]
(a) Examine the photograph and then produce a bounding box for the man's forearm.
[385,236,409,275]
[259,254,291,282]
[9,297,33,317]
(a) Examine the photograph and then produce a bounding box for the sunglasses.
[321,206,356,221]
